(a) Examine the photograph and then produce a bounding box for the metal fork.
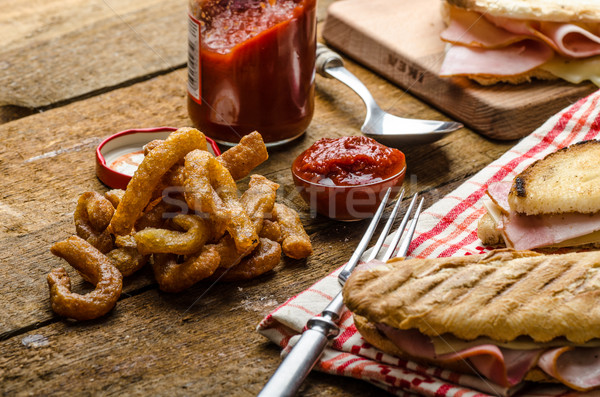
[259,188,425,397]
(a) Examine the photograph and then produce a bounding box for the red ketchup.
[187,0,316,145]
[292,136,406,220]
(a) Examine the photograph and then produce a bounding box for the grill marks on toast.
[342,249,600,343]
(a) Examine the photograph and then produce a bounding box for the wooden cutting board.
[322,0,598,140]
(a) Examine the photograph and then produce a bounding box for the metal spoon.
[316,43,463,146]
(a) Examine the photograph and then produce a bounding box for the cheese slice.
[540,55,600,86]
[431,333,600,356]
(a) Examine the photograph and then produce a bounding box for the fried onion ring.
[134,214,210,255]
[216,131,268,181]
[213,175,279,269]
[48,236,122,320]
[109,127,207,236]
[166,132,267,186]
[107,247,148,277]
[259,220,282,242]
[105,189,125,209]
[212,238,281,281]
[184,150,258,254]
[213,236,248,269]
[273,203,312,259]
[240,175,279,232]
[143,139,163,156]
[182,150,215,214]
[152,245,220,292]
[134,199,177,231]
[163,164,186,187]
[74,191,115,253]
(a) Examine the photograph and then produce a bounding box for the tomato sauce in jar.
[292,136,406,220]
[187,0,316,145]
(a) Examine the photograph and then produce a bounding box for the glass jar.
[187,0,317,146]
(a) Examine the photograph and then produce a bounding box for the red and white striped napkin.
[258,89,600,396]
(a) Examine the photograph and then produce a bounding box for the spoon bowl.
[316,44,463,147]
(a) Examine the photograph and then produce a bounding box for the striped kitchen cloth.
[257,89,600,396]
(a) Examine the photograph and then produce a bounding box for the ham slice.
[376,324,538,387]
[486,181,512,213]
[442,345,540,387]
[538,347,600,391]
[440,6,529,48]
[439,5,600,77]
[439,40,553,77]
[485,14,600,58]
[375,323,600,392]
[502,211,600,250]
[484,181,600,250]
[542,23,600,58]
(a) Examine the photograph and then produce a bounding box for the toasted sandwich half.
[479,139,600,251]
[342,249,600,395]
[439,0,600,85]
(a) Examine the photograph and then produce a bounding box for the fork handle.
[258,295,343,397]
[258,328,329,397]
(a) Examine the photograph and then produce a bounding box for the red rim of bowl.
[291,164,406,220]
[96,127,221,190]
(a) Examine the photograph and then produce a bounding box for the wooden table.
[0,1,520,395]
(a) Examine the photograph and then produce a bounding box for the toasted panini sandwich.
[479,140,600,251]
[439,0,600,85]
[342,249,600,394]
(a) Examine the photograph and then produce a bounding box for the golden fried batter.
[273,203,312,259]
[105,189,125,209]
[152,245,221,292]
[48,236,122,320]
[74,191,115,253]
[216,131,268,181]
[107,247,148,277]
[240,175,279,232]
[212,238,281,281]
[109,127,208,235]
[259,220,282,242]
[134,214,211,255]
[213,175,279,268]
[184,150,258,254]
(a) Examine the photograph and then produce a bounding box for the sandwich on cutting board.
[479,139,600,251]
[439,0,600,85]
[342,248,600,395]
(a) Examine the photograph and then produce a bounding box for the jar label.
[187,13,201,104]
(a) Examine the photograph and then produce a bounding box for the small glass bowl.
[292,165,406,221]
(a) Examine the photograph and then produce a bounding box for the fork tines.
[338,188,424,285]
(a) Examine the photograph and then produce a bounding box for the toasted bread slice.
[508,140,600,215]
[343,249,600,343]
[445,0,600,23]
[469,68,557,86]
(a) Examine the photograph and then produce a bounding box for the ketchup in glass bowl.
[292,136,406,221]
[187,0,317,146]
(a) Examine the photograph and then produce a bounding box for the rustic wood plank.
[0,0,187,110]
